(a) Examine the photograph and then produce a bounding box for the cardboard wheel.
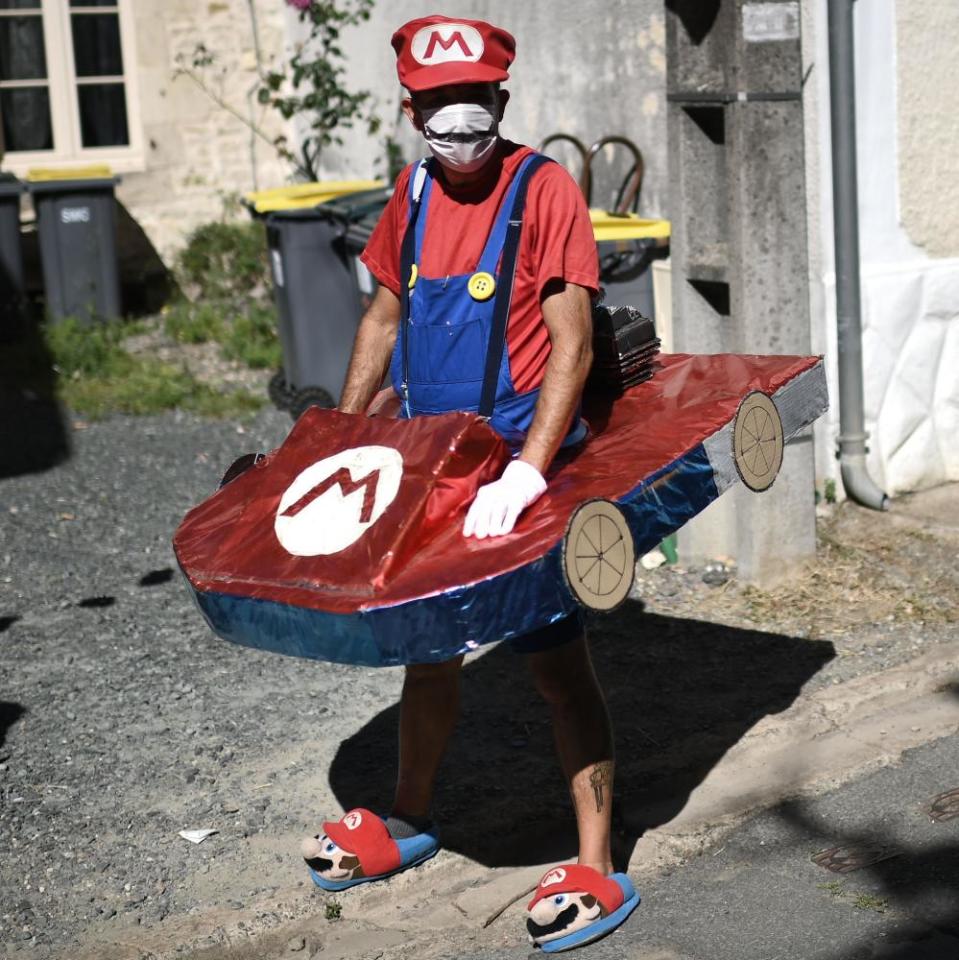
[733,392,784,492]
[563,499,635,611]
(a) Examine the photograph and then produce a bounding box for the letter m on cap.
[425,29,472,59]
[412,23,484,65]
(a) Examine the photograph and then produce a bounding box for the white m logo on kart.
[274,446,403,556]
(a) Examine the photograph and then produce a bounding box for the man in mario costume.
[300,15,640,951]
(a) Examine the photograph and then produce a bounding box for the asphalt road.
[466,732,959,960]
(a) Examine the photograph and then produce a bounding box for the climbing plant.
[174,0,387,182]
[260,0,381,180]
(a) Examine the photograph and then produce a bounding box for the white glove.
[463,459,547,539]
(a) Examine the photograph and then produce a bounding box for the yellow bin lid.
[246,179,385,214]
[591,209,671,243]
[27,165,114,182]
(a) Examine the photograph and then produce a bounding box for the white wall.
[897,0,959,259]
[806,0,959,498]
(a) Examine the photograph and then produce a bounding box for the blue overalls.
[389,153,586,451]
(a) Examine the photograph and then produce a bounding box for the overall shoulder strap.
[410,159,429,204]
[476,153,543,276]
[399,159,432,323]
[398,159,433,413]
[478,153,553,420]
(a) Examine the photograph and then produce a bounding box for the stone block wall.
[117,0,292,261]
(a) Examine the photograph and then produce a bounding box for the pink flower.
[286,0,312,10]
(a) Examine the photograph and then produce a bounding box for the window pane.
[1,86,52,150]
[0,16,47,80]
[71,12,122,77]
[0,1,41,9]
[77,82,128,146]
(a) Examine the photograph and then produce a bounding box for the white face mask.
[418,100,499,173]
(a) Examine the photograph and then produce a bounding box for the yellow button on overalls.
[467,271,496,301]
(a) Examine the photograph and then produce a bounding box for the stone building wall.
[113,1,668,263]
[117,0,292,260]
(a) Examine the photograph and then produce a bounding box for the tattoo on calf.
[589,761,614,813]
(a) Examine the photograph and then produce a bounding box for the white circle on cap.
[411,23,484,65]
[541,868,567,887]
[344,811,363,830]
[274,446,403,557]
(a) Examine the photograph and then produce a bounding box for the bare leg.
[391,655,464,818]
[528,633,614,873]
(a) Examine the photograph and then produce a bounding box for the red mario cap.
[527,865,625,914]
[391,15,515,92]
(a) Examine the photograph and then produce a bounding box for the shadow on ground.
[0,701,26,751]
[779,800,959,960]
[329,600,835,868]
[0,314,70,479]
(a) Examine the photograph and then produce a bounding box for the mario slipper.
[301,808,439,892]
[526,864,640,953]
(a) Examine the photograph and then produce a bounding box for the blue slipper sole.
[539,874,640,953]
[308,830,440,892]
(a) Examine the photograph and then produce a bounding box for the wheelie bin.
[26,166,121,322]
[590,210,670,320]
[247,182,390,418]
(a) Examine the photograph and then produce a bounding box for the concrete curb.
[624,638,959,873]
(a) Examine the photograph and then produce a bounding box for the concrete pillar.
[665,0,816,584]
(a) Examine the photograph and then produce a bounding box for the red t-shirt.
[360,141,599,394]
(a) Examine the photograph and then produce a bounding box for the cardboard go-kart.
[173,352,828,667]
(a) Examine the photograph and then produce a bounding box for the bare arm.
[518,281,593,474]
[337,285,402,414]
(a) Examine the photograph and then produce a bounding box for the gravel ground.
[1,404,956,959]
[123,321,274,396]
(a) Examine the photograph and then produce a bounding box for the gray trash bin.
[259,187,391,417]
[598,239,660,317]
[0,174,26,339]
[591,212,670,321]
[27,168,122,323]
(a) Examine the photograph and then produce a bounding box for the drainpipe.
[827,0,888,510]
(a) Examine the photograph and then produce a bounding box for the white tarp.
[809,0,959,499]
[815,260,959,495]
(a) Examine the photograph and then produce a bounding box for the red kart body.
[174,353,827,665]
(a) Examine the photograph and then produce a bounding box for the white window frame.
[1,0,143,174]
